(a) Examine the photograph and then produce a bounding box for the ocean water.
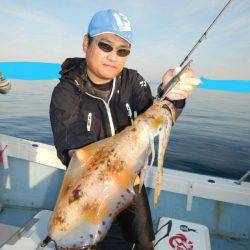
[0,80,249,181]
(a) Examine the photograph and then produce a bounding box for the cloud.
[0,0,249,80]
[0,1,77,62]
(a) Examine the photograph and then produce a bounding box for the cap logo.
[113,12,132,32]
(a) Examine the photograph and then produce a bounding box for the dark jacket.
[50,57,185,166]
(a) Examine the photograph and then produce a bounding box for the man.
[50,9,200,250]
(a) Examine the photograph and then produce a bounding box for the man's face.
[83,33,130,83]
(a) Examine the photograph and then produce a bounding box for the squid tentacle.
[138,127,156,193]
[154,116,173,207]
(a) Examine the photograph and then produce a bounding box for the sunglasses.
[92,38,130,57]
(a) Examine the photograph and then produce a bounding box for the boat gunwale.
[0,133,250,207]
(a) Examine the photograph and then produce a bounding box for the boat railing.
[235,170,250,185]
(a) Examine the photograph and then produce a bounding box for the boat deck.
[0,206,39,247]
[0,206,249,249]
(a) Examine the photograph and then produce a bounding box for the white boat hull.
[0,134,249,249]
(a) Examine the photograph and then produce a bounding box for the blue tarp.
[0,62,249,92]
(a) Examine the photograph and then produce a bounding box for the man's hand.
[162,67,201,100]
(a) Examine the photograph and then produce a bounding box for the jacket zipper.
[82,78,116,136]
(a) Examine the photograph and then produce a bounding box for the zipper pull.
[125,103,134,125]
[87,112,92,131]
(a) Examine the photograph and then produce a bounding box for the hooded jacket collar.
[60,57,121,96]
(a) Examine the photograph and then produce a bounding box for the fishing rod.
[157,0,234,100]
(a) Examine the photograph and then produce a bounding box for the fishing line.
[158,0,234,99]
[180,0,234,67]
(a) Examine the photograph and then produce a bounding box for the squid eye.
[162,104,169,110]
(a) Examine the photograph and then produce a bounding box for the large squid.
[46,99,176,249]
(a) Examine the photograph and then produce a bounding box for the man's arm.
[50,82,94,166]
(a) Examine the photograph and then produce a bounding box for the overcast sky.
[0,0,249,82]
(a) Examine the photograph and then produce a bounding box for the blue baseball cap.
[88,9,133,44]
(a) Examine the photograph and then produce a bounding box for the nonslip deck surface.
[0,207,249,249]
